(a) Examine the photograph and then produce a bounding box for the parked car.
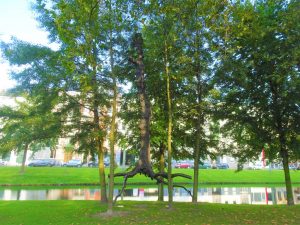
[217,163,229,169]
[269,163,283,170]
[28,159,60,167]
[199,163,211,169]
[289,164,297,170]
[254,163,264,170]
[87,158,109,167]
[88,160,109,167]
[64,159,82,167]
[174,161,193,169]
[0,160,7,166]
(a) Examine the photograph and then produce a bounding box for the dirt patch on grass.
[162,204,177,211]
[92,210,130,219]
[135,204,148,208]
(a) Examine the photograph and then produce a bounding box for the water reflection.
[0,187,299,205]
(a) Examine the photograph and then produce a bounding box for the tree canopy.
[0,0,299,206]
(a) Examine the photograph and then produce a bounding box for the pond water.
[1,186,300,205]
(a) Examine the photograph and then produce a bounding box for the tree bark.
[192,124,200,203]
[270,81,294,206]
[20,144,28,174]
[164,40,173,208]
[97,135,108,203]
[93,97,107,203]
[158,142,165,201]
[133,33,152,166]
[279,133,294,205]
[50,147,56,158]
[113,33,192,203]
[193,69,203,203]
[88,32,108,202]
[108,5,117,213]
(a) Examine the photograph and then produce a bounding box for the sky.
[0,0,51,91]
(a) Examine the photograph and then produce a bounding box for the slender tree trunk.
[158,142,165,201]
[108,6,117,213]
[108,83,117,212]
[88,36,108,202]
[281,150,294,205]
[20,144,28,174]
[270,83,294,206]
[97,136,108,203]
[191,14,207,202]
[93,95,107,203]
[50,147,56,158]
[164,40,173,208]
[192,126,200,203]
[279,134,294,205]
[193,69,203,203]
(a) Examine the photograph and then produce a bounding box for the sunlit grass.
[0,166,299,186]
[0,200,299,225]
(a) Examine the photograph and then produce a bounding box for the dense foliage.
[0,0,299,205]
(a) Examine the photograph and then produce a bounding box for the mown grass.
[0,200,299,225]
[0,166,299,186]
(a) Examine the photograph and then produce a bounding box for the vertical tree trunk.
[191,16,205,202]
[113,33,192,203]
[133,33,151,166]
[280,144,294,205]
[158,142,165,201]
[192,128,200,203]
[108,83,117,212]
[164,40,173,208]
[193,71,203,203]
[50,147,56,158]
[20,144,28,174]
[89,35,108,202]
[272,84,294,206]
[108,4,117,212]
[93,97,107,203]
[97,135,108,203]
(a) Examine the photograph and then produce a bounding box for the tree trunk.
[193,71,203,203]
[89,37,108,203]
[107,9,117,213]
[20,144,28,174]
[269,80,294,205]
[108,85,117,212]
[192,130,200,203]
[113,33,192,203]
[164,40,173,208]
[280,144,294,205]
[93,100,107,203]
[50,147,56,158]
[133,33,151,166]
[97,136,108,203]
[158,142,165,201]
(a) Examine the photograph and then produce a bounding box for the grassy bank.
[0,167,299,186]
[0,200,299,225]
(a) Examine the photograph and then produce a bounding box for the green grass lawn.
[0,200,299,225]
[0,166,299,186]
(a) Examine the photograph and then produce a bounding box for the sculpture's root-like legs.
[113,166,140,203]
[154,172,192,180]
[154,172,193,197]
[173,184,193,197]
[112,166,193,203]
[113,175,128,203]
